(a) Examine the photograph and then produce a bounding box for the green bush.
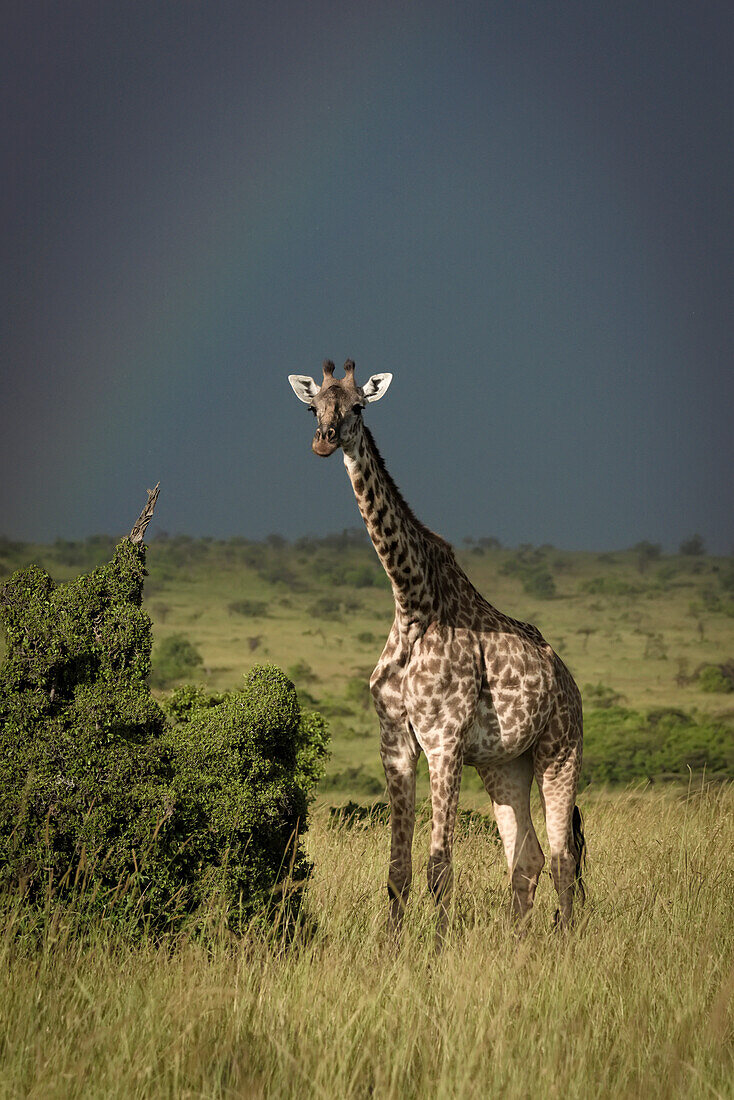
[164,666,328,927]
[0,541,329,935]
[697,664,734,694]
[0,541,174,928]
[521,569,556,599]
[150,633,203,688]
[581,706,734,786]
[583,682,626,709]
[679,534,706,556]
[499,556,556,599]
[308,596,343,621]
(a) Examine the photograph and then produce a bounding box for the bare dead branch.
[129,483,160,544]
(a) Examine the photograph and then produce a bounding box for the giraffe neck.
[343,423,438,629]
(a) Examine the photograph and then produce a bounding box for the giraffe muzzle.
[312,427,339,456]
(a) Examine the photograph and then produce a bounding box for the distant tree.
[522,569,556,599]
[679,534,706,556]
[633,541,661,574]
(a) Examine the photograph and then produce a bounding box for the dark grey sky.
[2,1,732,550]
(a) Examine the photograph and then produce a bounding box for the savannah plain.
[1,532,733,1097]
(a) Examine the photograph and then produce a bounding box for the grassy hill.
[2,531,732,796]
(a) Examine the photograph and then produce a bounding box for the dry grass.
[1,783,732,1099]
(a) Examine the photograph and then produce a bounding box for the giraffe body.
[289,361,585,940]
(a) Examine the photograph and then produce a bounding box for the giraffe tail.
[572,804,586,906]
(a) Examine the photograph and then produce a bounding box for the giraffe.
[288,360,585,942]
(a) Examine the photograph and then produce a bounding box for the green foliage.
[697,663,734,693]
[581,576,640,597]
[500,554,556,599]
[0,543,329,936]
[521,569,556,599]
[582,706,734,785]
[160,683,225,723]
[150,633,203,688]
[344,676,372,710]
[286,660,318,684]
[0,541,175,927]
[583,682,626,709]
[163,666,328,928]
[307,595,343,621]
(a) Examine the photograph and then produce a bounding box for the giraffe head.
[288,360,392,456]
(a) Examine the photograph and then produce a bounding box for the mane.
[362,425,455,556]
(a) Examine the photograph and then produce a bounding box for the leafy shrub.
[679,534,706,556]
[308,596,343,621]
[150,633,203,688]
[521,569,556,599]
[256,563,300,587]
[344,676,372,710]
[342,565,377,588]
[287,660,318,684]
[0,542,174,928]
[581,706,734,786]
[500,556,556,599]
[0,541,329,935]
[583,682,625,709]
[697,664,734,694]
[164,666,328,927]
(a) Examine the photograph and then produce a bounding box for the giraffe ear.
[288,375,320,405]
[361,373,393,403]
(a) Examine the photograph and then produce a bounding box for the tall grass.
[1,784,732,1098]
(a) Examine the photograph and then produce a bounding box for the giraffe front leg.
[425,744,463,950]
[380,739,419,941]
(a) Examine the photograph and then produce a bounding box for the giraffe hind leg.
[477,751,545,927]
[534,702,584,929]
